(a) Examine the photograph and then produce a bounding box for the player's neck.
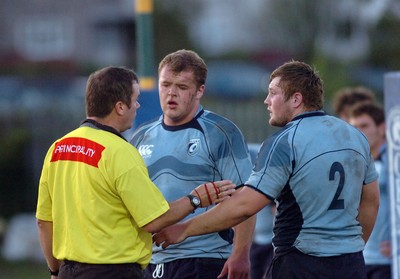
[371,139,385,159]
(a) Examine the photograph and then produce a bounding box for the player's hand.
[218,250,250,279]
[380,241,391,258]
[153,223,187,249]
[190,180,236,207]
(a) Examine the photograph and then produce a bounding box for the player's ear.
[292,92,303,108]
[196,84,205,99]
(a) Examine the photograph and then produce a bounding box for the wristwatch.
[48,267,59,276]
[187,194,201,211]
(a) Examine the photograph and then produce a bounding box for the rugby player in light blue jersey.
[130,50,255,279]
[153,60,380,279]
[349,102,391,279]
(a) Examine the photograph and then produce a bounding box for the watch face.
[193,196,201,206]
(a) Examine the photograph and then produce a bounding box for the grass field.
[0,258,48,279]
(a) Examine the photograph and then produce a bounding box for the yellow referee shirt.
[36,126,169,269]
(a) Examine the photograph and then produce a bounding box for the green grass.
[0,259,48,279]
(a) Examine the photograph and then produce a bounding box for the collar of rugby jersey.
[291,110,325,122]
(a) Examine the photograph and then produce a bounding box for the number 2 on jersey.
[328,162,345,210]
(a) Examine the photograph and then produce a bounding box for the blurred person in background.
[36,66,234,279]
[331,86,375,121]
[152,60,380,279]
[349,102,391,279]
[130,49,255,279]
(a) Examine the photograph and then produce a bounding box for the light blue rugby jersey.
[130,107,253,263]
[363,144,391,265]
[245,111,378,257]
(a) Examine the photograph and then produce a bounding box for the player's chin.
[269,118,285,127]
[268,118,276,126]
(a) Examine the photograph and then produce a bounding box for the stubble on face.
[267,77,292,127]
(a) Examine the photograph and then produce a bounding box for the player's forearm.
[185,194,253,237]
[146,195,243,235]
[143,180,236,233]
[184,187,268,238]
[232,214,256,255]
[358,204,379,243]
[359,217,376,242]
[358,180,380,243]
[152,187,269,249]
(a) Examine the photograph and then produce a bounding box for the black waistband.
[63,260,140,269]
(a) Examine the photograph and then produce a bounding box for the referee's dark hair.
[86,66,139,118]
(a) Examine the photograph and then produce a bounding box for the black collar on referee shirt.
[80,119,127,141]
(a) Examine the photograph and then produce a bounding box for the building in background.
[0,0,136,74]
[2,0,399,72]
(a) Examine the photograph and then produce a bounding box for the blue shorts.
[267,248,366,279]
[144,258,227,279]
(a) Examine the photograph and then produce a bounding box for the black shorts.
[59,260,143,279]
[365,264,391,279]
[144,258,227,279]
[266,249,366,279]
[250,242,274,279]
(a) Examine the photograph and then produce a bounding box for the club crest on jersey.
[138,144,154,158]
[187,139,200,156]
